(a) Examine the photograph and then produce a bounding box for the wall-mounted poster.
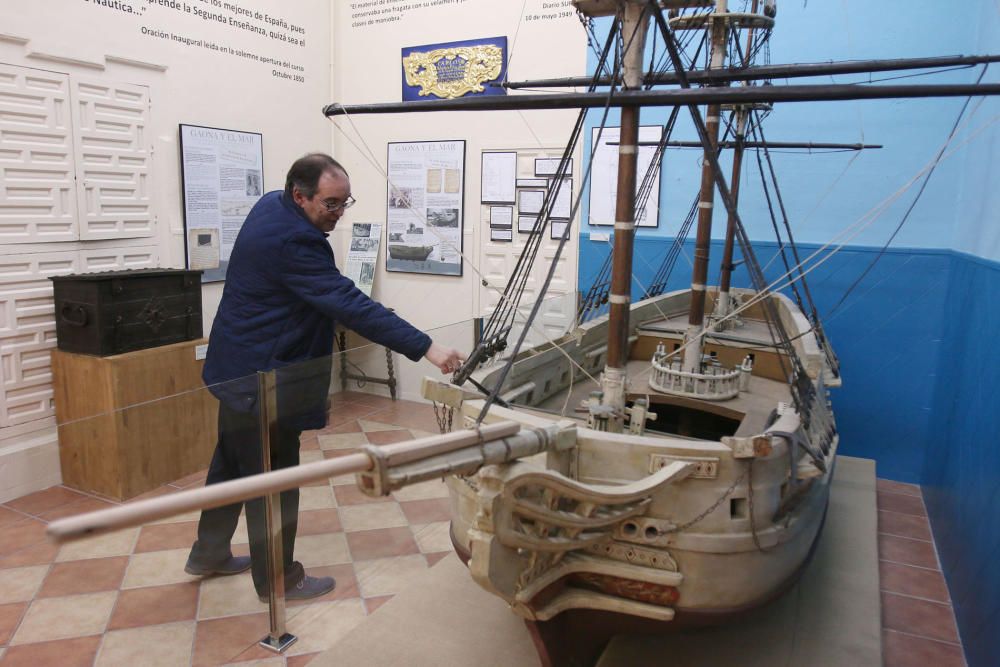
[589,125,661,227]
[179,124,264,283]
[386,140,465,276]
[481,151,517,204]
[344,222,382,297]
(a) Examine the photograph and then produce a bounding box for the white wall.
[0,0,332,499]
[329,1,587,400]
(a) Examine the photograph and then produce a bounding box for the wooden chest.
[50,269,203,356]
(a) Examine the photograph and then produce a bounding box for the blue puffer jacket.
[203,191,432,429]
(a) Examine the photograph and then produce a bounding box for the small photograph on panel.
[427,207,459,227]
[245,169,262,196]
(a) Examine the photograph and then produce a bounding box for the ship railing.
[648,354,748,400]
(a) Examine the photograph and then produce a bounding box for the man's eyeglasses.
[320,195,356,212]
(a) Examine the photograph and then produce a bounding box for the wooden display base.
[51,339,218,501]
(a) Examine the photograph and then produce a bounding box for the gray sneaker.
[258,574,336,602]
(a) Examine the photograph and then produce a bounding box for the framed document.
[535,157,572,177]
[550,177,573,219]
[490,205,513,228]
[550,220,570,240]
[516,178,547,188]
[179,124,264,283]
[481,151,517,204]
[518,189,545,215]
[490,228,513,242]
[518,215,539,234]
[386,140,466,276]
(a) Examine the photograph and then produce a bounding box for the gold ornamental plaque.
[402,45,504,99]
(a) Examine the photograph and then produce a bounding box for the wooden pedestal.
[51,339,218,501]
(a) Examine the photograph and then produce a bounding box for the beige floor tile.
[223,659,284,667]
[357,420,400,432]
[294,533,351,568]
[11,591,117,644]
[285,599,366,656]
[299,486,336,511]
[411,522,453,554]
[318,432,367,450]
[55,527,139,562]
[232,514,249,545]
[391,479,450,502]
[95,621,196,667]
[122,549,200,588]
[300,450,324,464]
[197,572,265,619]
[354,555,428,598]
[339,502,407,532]
[0,565,48,602]
[408,429,437,439]
[329,473,356,487]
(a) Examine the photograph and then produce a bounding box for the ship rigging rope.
[623,111,1000,384]
[826,64,992,319]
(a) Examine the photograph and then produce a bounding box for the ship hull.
[426,287,839,662]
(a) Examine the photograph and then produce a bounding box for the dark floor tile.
[0,519,48,559]
[882,629,965,667]
[879,533,940,569]
[37,495,117,522]
[0,540,60,570]
[878,491,927,517]
[0,507,26,530]
[4,487,88,517]
[879,510,933,541]
[0,601,26,645]
[0,635,101,667]
[107,581,200,630]
[37,556,128,597]
[882,591,960,644]
[880,560,950,602]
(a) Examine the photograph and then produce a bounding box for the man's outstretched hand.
[424,342,466,375]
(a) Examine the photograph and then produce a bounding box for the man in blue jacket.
[185,153,464,600]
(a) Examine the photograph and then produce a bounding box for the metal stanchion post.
[257,369,297,653]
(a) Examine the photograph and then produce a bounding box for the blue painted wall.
[576,3,1000,664]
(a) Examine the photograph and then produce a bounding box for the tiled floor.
[0,392,450,667]
[877,479,966,667]
[0,391,968,666]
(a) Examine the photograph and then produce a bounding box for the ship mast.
[682,0,729,370]
[593,0,649,432]
[714,0,763,327]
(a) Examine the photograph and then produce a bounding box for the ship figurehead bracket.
[467,459,694,621]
